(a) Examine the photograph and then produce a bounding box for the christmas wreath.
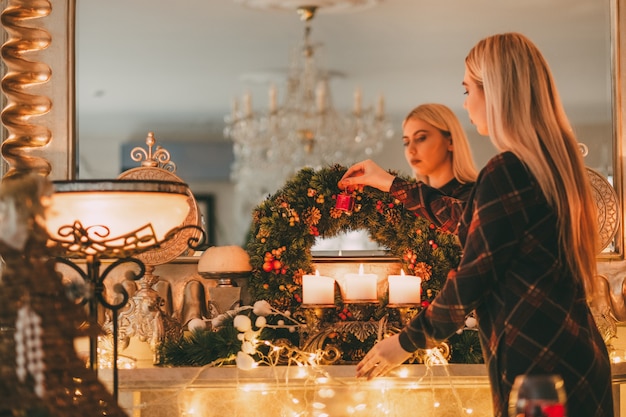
[244,164,482,364]
[246,164,462,310]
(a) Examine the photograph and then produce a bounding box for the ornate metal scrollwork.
[295,305,451,364]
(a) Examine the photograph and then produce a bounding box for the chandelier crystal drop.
[224,5,394,236]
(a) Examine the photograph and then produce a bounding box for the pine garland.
[448,330,484,364]
[160,326,240,367]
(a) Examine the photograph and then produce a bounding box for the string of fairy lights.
[99,301,483,417]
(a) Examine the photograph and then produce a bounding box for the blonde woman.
[402,103,477,201]
[342,33,613,417]
[346,103,478,232]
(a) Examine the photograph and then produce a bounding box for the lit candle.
[388,270,421,305]
[302,271,335,305]
[344,264,378,302]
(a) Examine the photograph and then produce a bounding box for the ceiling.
[75,0,612,153]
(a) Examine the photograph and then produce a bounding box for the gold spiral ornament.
[0,0,53,178]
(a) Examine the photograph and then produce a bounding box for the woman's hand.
[356,333,413,380]
[339,159,395,192]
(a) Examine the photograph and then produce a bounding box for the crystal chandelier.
[224,5,394,237]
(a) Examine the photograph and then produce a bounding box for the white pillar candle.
[344,264,378,302]
[316,81,327,113]
[353,87,362,116]
[388,270,422,305]
[231,97,239,120]
[243,91,252,117]
[268,84,278,114]
[302,271,335,305]
[375,93,385,118]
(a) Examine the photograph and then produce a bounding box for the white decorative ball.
[465,316,477,329]
[188,318,206,332]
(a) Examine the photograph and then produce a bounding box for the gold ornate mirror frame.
[0,0,75,180]
[611,0,626,259]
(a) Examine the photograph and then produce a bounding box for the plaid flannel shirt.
[391,152,613,417]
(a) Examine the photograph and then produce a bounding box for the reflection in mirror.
[74,1,614,250]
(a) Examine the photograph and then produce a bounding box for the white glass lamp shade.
[46,180,191,247]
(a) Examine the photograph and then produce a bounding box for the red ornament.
[335,192,355,212]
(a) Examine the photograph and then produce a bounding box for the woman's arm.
[339,159,395,192]
[340,160,468,234]
[390,178,467,234]
[398,152,540,351]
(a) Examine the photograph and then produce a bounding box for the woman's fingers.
[356,351,383,379]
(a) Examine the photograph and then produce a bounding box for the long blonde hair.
[465,32,599,297]
[403,103,478,184]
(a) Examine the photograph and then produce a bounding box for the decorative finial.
[129,132,177,173]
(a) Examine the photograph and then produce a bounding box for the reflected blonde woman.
[402,103,477,200]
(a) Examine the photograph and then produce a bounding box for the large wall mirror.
[0,0,620,254]
[71,0,618,251]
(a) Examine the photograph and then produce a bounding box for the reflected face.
[402,118,453,180]
[462,68,488,136]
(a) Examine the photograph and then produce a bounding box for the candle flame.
[400,269,405,276]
